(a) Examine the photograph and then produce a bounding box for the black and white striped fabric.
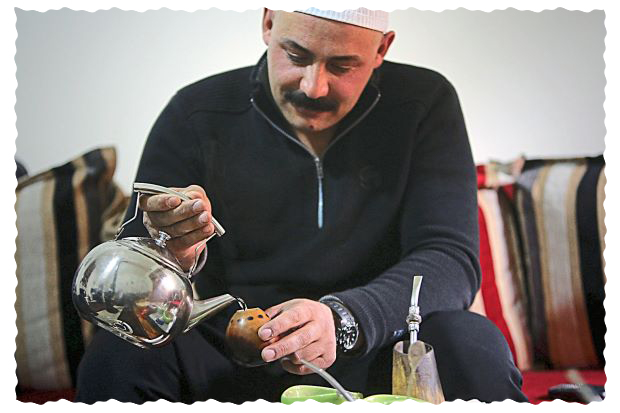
[15,147,128,392]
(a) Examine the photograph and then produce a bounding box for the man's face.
[262,11,394,138]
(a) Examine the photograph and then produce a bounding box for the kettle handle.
[115,183,226,276]
[132,183,226,236]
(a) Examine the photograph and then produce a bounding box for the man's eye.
[287,52,307,64]
[330,64,352,74]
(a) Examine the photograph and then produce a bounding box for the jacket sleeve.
[332,78,481,356]
[120,93,205,238]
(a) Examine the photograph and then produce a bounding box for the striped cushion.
[514,156,606,369]
[471,162,534,371]
[15,147,129,391]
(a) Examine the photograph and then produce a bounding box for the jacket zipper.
[251,92,381,228]
[314,158,324,228]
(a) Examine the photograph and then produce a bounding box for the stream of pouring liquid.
[235,296,248,311]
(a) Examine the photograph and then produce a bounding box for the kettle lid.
[117,232,185,274]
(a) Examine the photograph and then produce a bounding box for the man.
[76,8,527,403]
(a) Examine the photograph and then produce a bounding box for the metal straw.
[407,275,423,349]
[284,357,356,402]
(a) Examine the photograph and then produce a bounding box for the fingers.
[142,205,212,237]
[257,299,337,374]
[175,185,207,200]
[137,185,213,271]
[139,185,214,238]
[159,209,211,238]
[139,185,209,214]
[261,321,320,362]
[286,340,329,365]
[138,194,182,212]
[263,303,285,320]
[260,304,309,340]
[147,198,210,228]
[166,224,214,251]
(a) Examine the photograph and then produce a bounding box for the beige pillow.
[15,147,129,391]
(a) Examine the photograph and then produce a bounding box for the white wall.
[16,8,605,192]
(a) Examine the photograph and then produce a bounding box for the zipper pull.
[315,158,324,180]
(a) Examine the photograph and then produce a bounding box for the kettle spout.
[185,294,238,332]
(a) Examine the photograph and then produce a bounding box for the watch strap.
[319,295,359,353]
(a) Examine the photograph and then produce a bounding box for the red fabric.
[16,388,75,404]
[501,184,515,200]
[477,206,519,366]
[522,370,606,404]
[476,165,487,189]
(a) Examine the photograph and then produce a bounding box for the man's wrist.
[319,295,361,355]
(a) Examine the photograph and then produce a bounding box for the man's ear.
[373,31,396,68]
[262,8,275,46]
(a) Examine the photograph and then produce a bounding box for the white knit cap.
[295,7,389,33]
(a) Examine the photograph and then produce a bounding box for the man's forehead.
[268,11,386,59]
[280,38,364,62]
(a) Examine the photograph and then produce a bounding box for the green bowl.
[280,385,363,404]
[363,394,425,404]
[280,385,425,405]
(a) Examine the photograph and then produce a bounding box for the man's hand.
[139,185,214,271]
[258,299,336,375]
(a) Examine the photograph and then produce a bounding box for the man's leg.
[74,326,239,404]
[419,310,528,402]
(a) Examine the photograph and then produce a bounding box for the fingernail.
[258,328,272,340]
[192,200,203,212]
[262,348,276,362]
[199,211,209,224]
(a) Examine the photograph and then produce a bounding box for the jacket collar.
[249,52,382,140]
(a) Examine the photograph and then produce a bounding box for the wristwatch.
[319,296,359,354]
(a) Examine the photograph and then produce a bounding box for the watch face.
[338,324,358,351]
[321,298,359,353]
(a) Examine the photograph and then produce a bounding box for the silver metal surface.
[72,183,236,348]
[154,231,172,248]
[407,275,423,346]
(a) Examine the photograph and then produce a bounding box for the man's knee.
[75,329,182,403]
[419,310,527,402]
[421,310,513,356]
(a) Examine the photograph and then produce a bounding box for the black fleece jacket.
[124,54,481,357]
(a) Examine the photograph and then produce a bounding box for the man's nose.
[299,64,329,99]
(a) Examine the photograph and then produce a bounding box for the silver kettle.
[72,183,238,349]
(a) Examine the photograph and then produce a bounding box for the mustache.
[283,90,338,112]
